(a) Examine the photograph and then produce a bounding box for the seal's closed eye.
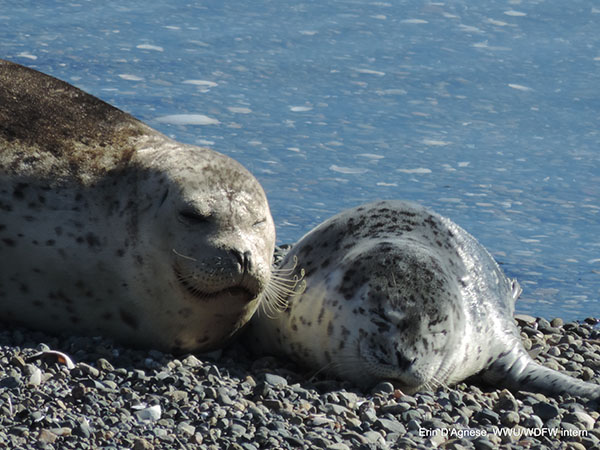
[178,209,211,224]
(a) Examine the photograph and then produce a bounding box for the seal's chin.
[356,340,433,393]
[385,379,427,395]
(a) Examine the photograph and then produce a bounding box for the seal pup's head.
[323,238,467,393]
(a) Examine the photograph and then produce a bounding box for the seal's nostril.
[396,351,414,370]
[231,249,244,268]
[243,250,253,272]
[231,249,253,272]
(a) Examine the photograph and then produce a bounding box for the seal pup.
[249,200,600,400]
[0,59,282,353]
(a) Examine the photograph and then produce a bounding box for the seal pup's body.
[249,201,600,400]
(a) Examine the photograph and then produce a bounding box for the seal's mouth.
[177,273,255,302]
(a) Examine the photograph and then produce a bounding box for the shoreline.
[0,315,599,449]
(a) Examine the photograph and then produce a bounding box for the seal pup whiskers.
[249,200,600,400]
[0,59,279,353]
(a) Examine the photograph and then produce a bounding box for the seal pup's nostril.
[396,351,415,371]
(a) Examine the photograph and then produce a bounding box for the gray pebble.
[229,423,246,436]
[359,405,377,423]
[73,419,92,438]
[532,401,560,420]
[537,318,561,335]
[177,422,196,436]
[396,437,421,448]
[500,411,520,427]
[521,414,544,428]
[473,436,495,450]
[305,432,332,447]
[310,416,334,427]
[132,438,153,450]
[474,408,500,424]
[514,314,537,325]
[375,418,406,434]
[563,411,595,429]
[398,394,418,407]
[26,366,42,386]
[263,373,288,387]
[217,388,234,406]
[0,376,22,389]
[497,392,519,411]
[380,402,411,415]
[240,444,258,450]
[337,391,359,407]
[324,403,349,415]
[362,430,385,445]
[581,434,600,448]
[401,409,423,422]
[328,444,351,450]
[96,358,114,371]
[262,398,284,412]
[406,419,421,431]
[0,306,598,450]
[36,344,51,352]
[371,381,395,394]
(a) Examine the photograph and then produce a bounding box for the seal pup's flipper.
[482,349,600,401]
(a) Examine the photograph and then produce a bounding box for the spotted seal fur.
[0,59,282,353]
[249,200,600,399]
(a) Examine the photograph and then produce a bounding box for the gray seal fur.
[0,59,276,353]
[249,200,600,399]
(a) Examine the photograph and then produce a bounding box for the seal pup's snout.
[395,351,415,371]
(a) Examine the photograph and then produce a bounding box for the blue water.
[2,0,599,320]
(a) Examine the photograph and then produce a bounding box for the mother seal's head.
[128,143,276,352]
[0,59,276,352]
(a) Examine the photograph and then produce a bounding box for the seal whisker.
[423,376,444,392]
[273,255,302,274]
[172,248,198,262]
[259,256,306,318]
[174,269,211,300]
[307,361,340,383]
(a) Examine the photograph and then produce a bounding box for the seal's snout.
[396,351,415,371]
[233,249,265,302]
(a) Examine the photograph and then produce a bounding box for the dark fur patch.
[119,308,139,330]
[0,60,143,184]
[1,238,16,247]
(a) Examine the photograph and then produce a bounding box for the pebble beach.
[0,236,596,450]
[0,311,599,449]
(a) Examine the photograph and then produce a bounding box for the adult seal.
[0,59,276,353]
[249,200,600,400]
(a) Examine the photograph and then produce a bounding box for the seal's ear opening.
[158,188,169,208]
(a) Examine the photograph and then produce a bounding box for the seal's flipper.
[510,279,522,304]
[483,352,600,401]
